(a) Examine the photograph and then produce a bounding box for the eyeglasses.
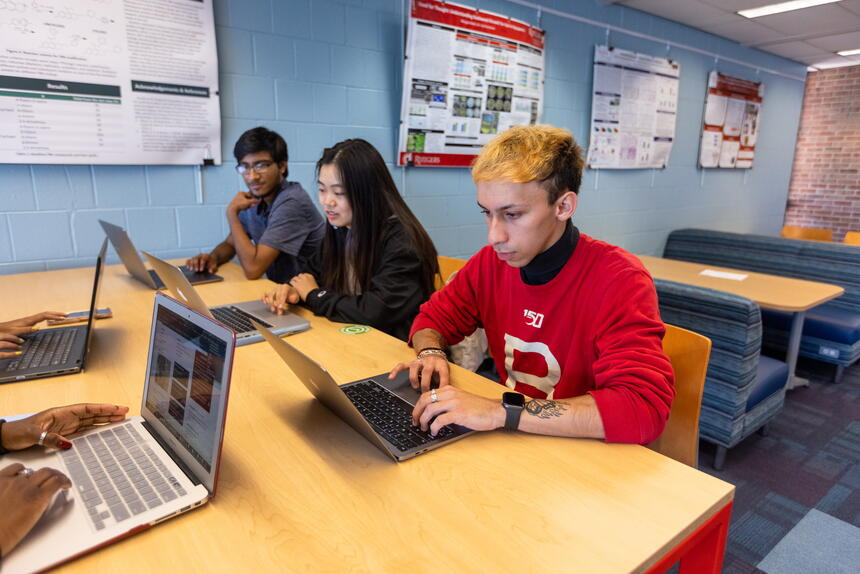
[235,161,275,175]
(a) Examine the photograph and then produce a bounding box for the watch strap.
[503,398,523,431]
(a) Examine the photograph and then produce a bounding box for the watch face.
[503,392,525,408]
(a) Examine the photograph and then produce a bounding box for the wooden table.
[638,255,845,389]
[1,262,735,573]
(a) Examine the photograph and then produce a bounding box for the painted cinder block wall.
[0,0,808,274]
[783,64,860,241]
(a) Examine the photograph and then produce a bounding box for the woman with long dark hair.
[263,139,439,340]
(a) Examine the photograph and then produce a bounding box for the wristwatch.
[502,392,525,431]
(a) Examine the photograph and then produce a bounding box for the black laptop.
[99,219,222,289]
[0,238,107,384]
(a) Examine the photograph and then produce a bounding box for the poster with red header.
[699,71,764,169]
[398,0,545,167]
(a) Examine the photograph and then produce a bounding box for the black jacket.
[302,220,430,341]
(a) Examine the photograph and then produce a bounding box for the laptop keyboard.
[342,380,455,452]
[4,328,77,371]
[211,306,271,334]
[60,422,188,531]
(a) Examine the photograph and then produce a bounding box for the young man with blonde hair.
[390,125,674,444]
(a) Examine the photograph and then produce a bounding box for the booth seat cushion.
[746,356,789,412]
[761,303,860,346]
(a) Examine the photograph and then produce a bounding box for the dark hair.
[234,126,289,178]
[316,139,439,298]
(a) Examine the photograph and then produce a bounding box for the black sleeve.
[302,224,427,340]
[299,241,325,280]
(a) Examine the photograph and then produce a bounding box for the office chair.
[781,225,833,242]
[843,231,860,246]
[435,255,468,291]
[648,324,711,468]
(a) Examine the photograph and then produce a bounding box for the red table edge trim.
[645,500,733,574]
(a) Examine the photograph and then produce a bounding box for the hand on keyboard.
[0,331,25,359]
[0,463,72,557]
[412,385,500,436]
[0,403,129,451]
[0,311,68,336]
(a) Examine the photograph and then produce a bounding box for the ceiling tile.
[698,0,776,11]
[764,41,835,59]
[754,4,860,36]
[618,0,737,27]
[838,0,860,17]
[810,54,860,68]
[807,29,860,50]
[700,19,788,45]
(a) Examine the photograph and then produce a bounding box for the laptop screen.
[141,293,234,493]
[81,238,108,368]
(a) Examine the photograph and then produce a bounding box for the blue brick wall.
[0,0,808,274]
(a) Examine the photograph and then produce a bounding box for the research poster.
[586,45,680,169]
[698,71,763,169]
[0,0,221,165]
[398,0,545,167]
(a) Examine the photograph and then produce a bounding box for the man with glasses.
[187,127,325,283]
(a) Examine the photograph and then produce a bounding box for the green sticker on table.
[340,325,371,335]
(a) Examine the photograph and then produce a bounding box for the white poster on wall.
[0,0,221,165]
[586,45,680,169]
[699,71,763,169]
[398,0,545,167]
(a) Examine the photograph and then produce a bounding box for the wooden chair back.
[781,225,833,242]
[648,324,711,468]
[843,231,860,246]
[435,256,468,290]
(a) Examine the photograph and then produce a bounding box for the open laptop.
[254,322,473,462]
[0,238,108,384]
[99,219,222,289]
[143,252,309,346]
[2,292,235,574]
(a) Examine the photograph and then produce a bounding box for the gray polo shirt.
[238,180,325,283]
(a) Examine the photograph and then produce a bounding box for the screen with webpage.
[144,304,227,473]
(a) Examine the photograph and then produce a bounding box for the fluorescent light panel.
[738,0,842,19]
[837,48,860,56]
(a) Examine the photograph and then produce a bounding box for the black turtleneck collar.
[520,221,579,286]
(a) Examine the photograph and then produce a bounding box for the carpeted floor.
[698,357,860,573]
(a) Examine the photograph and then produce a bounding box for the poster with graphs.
[699,71,764,169]
[586,45,680,169]
[398,0,545,167]
[0,0,221,165]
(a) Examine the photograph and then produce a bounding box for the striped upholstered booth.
[654,279,789,470]
[664,228,860,381]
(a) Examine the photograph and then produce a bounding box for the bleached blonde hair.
[471,124,584,203]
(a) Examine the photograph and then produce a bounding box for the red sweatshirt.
[410,234,674,444]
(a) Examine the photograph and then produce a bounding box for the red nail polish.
[59,440,73,450]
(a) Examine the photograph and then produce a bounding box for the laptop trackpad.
[377,369,425,406]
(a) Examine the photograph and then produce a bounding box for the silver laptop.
[99,219,223,289]
[143,252,309,346]
[254,322,473,462]
[2,292,235,574]
[0,238,107,384]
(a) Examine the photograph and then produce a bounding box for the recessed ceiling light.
[738,0,842,19]
[837,48,860,56]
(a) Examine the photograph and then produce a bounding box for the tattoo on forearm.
[525,399,568,419]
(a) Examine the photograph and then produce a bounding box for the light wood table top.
[638,255,844,312]
[1,262,734,573]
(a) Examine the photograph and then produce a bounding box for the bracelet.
[417,348,446,360]
[418,346,443,353]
